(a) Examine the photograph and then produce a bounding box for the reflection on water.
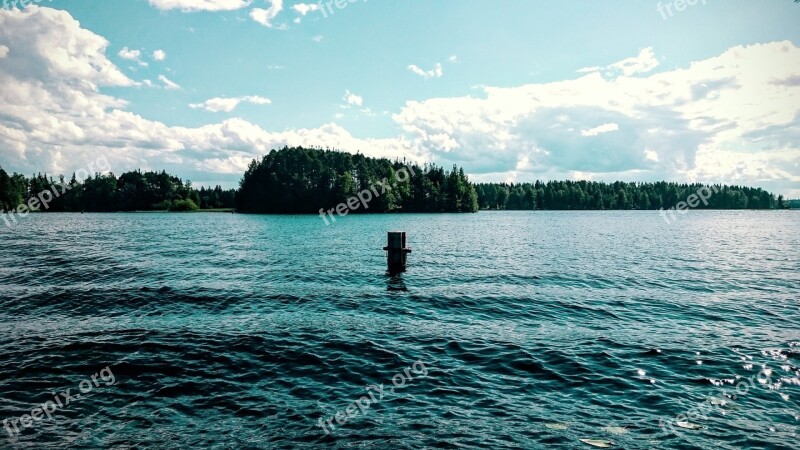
[386,273,408,292]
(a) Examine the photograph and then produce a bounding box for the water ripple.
[0,211,798,448]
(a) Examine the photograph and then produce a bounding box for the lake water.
[0,211,798,449]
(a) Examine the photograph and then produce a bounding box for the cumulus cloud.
[0,7,418,186]
[0,7,798,196]
[394,43,800,192]
[408,63,443,79]
[152,49,166,61]
[250,0,284,28]
[148,0,252,12]
[189,95,272,112]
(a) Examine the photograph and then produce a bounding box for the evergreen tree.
[236,147,478,214]
[474,180,777,211]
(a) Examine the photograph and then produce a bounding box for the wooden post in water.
[383,231,412,273]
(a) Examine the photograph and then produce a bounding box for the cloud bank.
[0,7,798,196]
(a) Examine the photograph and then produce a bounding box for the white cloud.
[0,8,133,90]
[158,74,181,90]
[152,49,166,61]
[408,63,443,79]
[579,47,660,77]
[118,47,140,60]
[644,148,659,162]
[292,3,318,15]
[190,98,239,113]
[0,45,8,58]
[189,95,271,112]
[581,123,619,137]
[0,7,419,187]
[448,55,458,63]
[243,95,271,105]
[609,47,659,76]
[394,42,800,193]
[576,66,602,74]
[343,90,363,107]
[311,35,323,43]
[0,8,798,196]
[250,0,284,28]
[570,171,594,181]
[148,0,252,12]
[291,2,319,23]
[118,47,148,66]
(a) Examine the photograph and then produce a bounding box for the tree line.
[475,180,785,210]
[236,147,479,213]
[0,167,235,212]
[1,146,790,214]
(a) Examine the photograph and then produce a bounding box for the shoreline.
[8,208,796,216]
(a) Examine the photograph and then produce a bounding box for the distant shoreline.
[16,208,798,215]
[2,148,793,216]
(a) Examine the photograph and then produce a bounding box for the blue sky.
[1,0,799,196]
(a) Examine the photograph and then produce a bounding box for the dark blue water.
[0,211,798,449]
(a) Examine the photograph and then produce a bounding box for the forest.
[236,147,479,213]
[475,181,785,210]
[0,146,791,215]
[0,167,235,212]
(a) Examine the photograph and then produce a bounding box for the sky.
[0,0,799,196]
